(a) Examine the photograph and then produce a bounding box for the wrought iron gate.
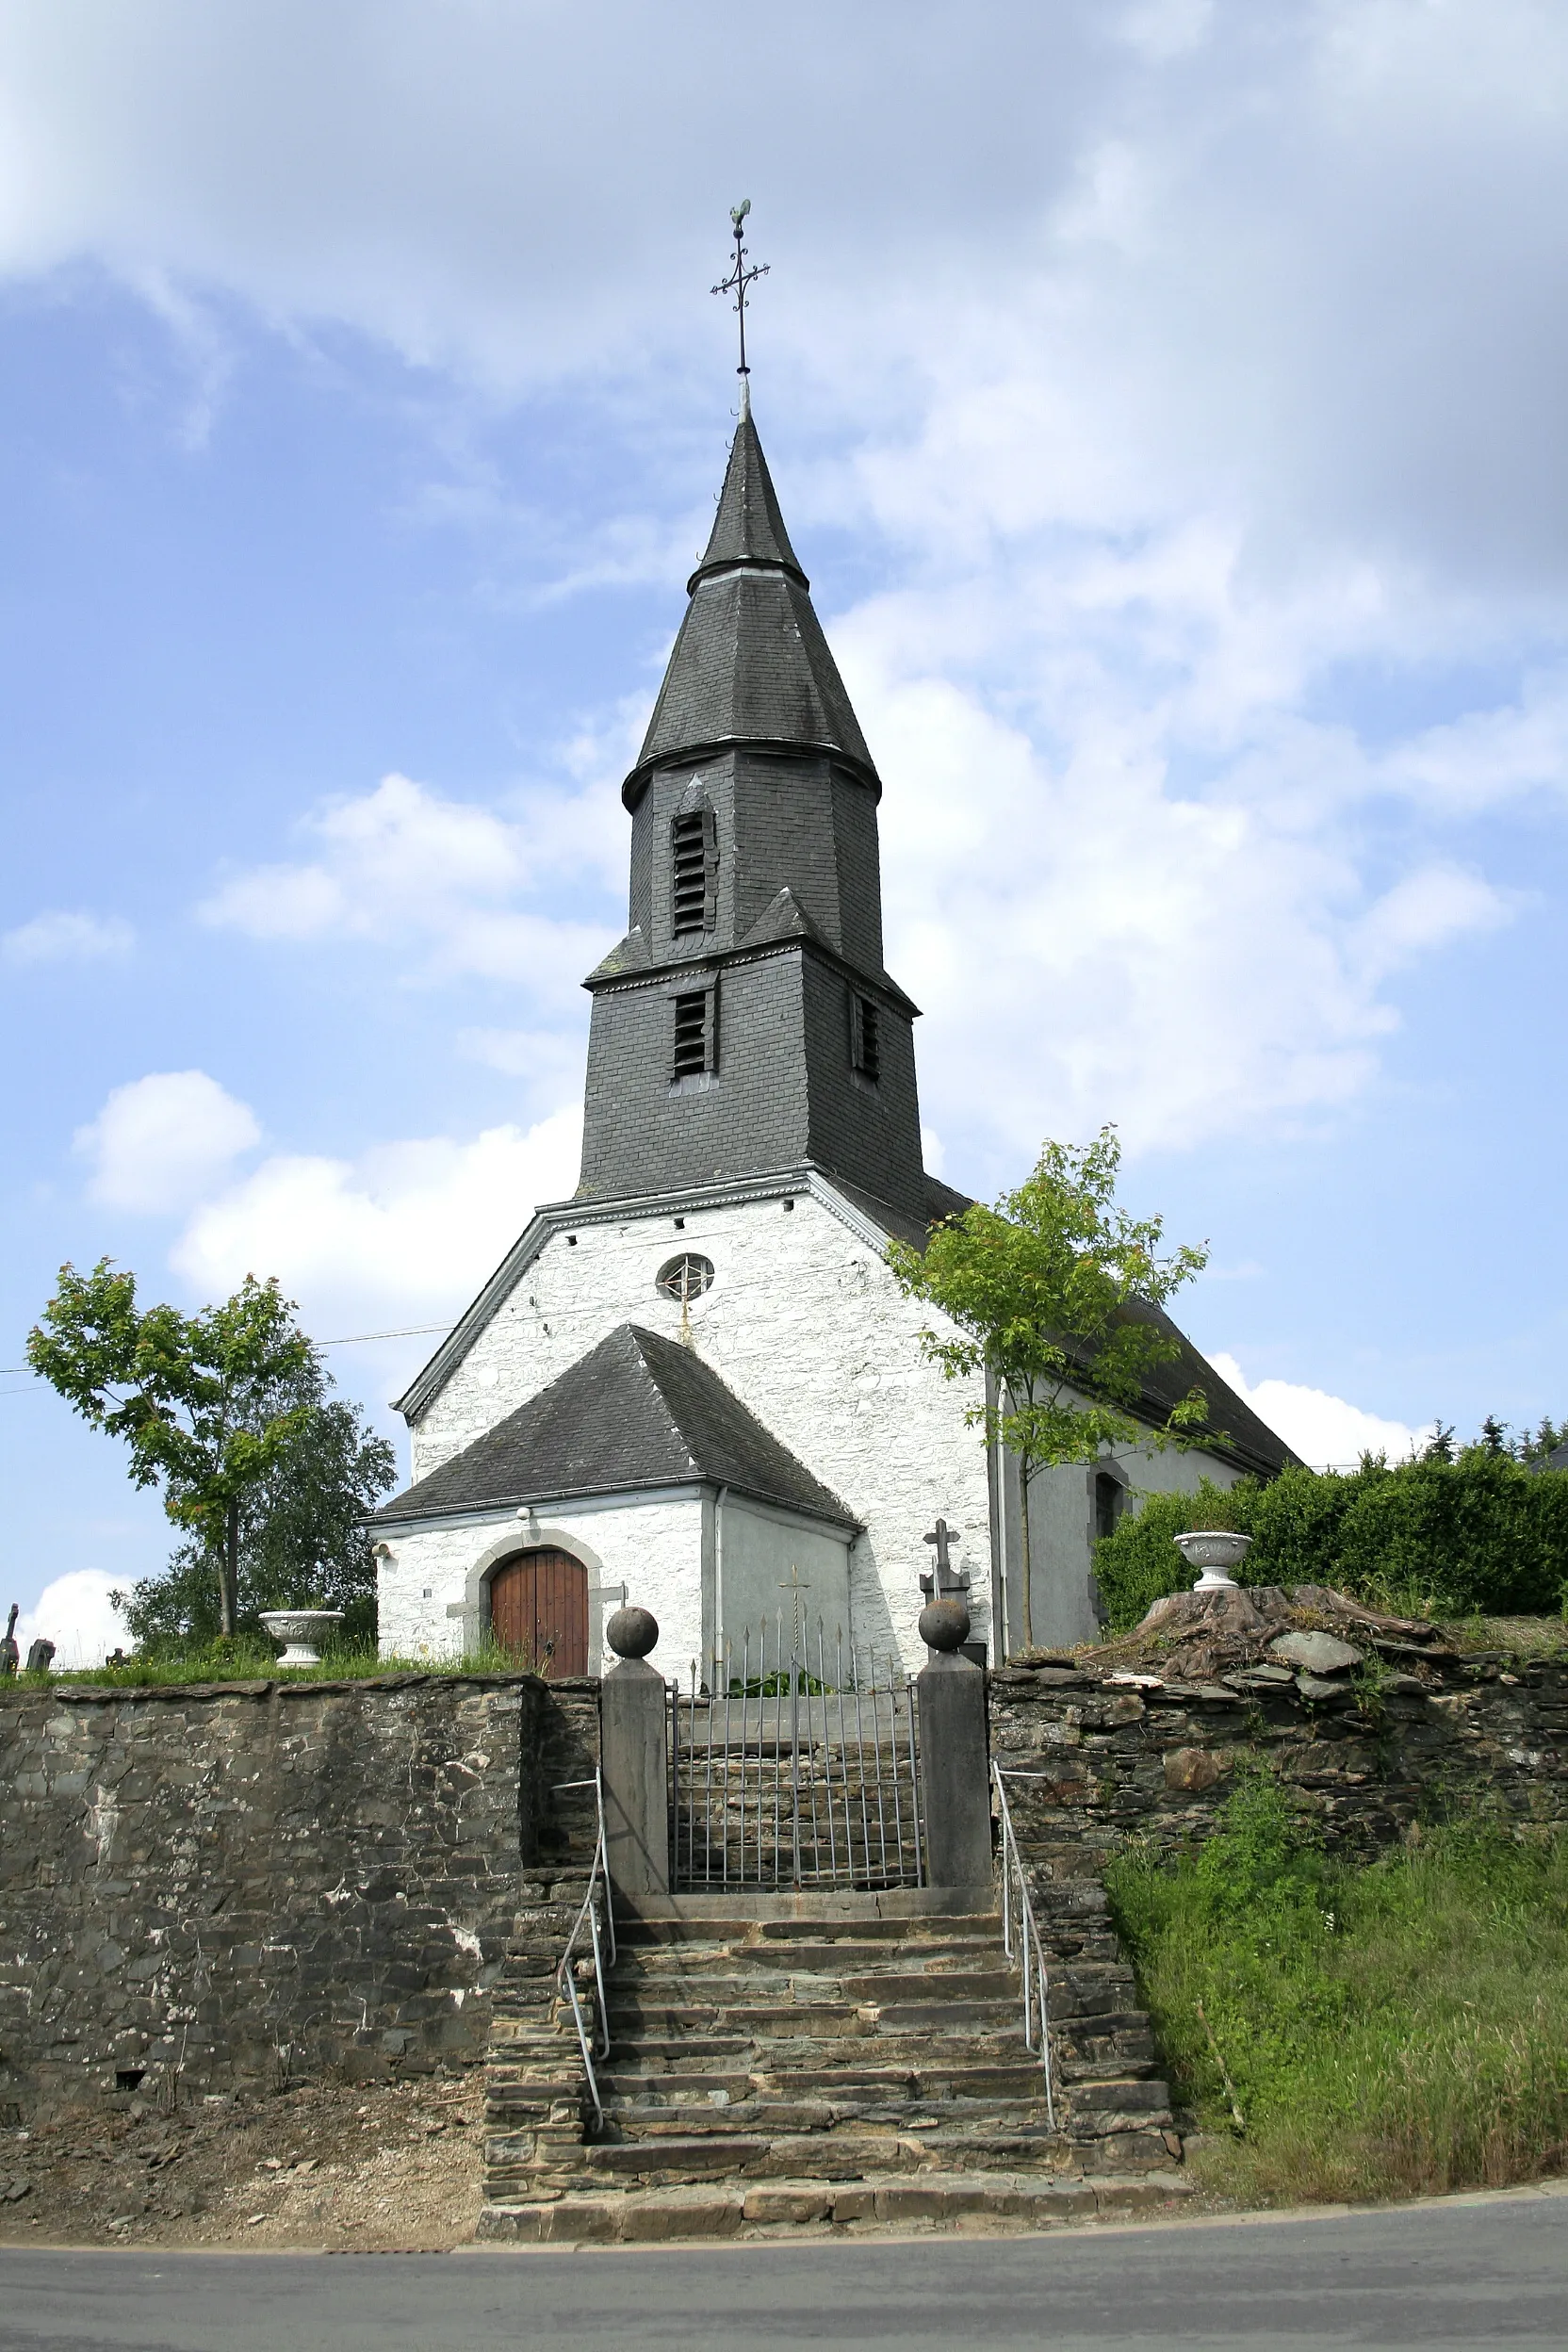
[668,1617,923,1892]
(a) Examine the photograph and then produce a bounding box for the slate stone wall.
[0,1674,599,2116]
[988,1652,1568,1880]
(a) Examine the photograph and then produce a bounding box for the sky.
[4,0,1567,1662]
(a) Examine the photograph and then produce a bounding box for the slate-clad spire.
[578,400,943,1228]
[686,409,806,589]
[624,413,878,807]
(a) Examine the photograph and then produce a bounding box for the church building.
[370,393,1295,1681]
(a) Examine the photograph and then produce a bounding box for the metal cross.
[711,199,769,379]
[777,1561,810,1643]
[921,1517,971,1602]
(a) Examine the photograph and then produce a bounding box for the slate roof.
[624,414,878,806]
[1106,1298,1302,1479]
[372,1322,858,1530]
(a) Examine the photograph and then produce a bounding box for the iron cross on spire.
[921,1518,971,1603]
[712,198,769,380]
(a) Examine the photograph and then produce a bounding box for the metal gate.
[668,1617,923,1892]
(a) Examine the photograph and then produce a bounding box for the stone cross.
[920,1519,971,1603]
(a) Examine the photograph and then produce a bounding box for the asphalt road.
[2,2190,1565,2352]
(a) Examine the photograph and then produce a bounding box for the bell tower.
[575,399,939,1227]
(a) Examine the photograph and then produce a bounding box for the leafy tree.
[119,1380,397,1653]
[26,1261,391,1641]
[888,1127,1209,1655]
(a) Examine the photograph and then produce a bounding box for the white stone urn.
[258,1609,344,1666]
[1172,1530,1253,1593]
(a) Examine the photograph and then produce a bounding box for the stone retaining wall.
[988,1650,1568,1879]
[0,1674,599,2115]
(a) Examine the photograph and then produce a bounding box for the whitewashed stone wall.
[400,1183,991,1674]
[376,1493,706,1676]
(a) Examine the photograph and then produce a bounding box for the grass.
[1105,1772,1568,2206]
[4,1636,554,1692]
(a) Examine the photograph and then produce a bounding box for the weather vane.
[712,199,769,382]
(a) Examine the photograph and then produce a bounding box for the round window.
[656,1252,714,1303]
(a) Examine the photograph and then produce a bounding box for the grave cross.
[777,1562,811,1648]
[920,1518,971,1603]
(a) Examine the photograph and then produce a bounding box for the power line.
[0,1317,460,1394]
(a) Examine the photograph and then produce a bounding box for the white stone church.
[370,396,1294,1680]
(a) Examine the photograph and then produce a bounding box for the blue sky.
[4,1,1568,1660]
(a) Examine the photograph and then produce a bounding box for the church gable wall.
[405,1188,991,1673]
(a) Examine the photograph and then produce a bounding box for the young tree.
[28,1261,324,1636]
[887,1128,1210,1656]
[118,1381,397,1653]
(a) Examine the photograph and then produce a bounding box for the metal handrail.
[992,1763,1055,2130]
[551,1772,615,2134]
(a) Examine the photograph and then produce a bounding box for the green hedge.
[1092,1459,1568,1634]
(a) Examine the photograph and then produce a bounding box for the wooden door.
[488,1547,588,1675]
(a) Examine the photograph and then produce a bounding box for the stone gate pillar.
[599,1605,669,1894]
[917,1596,992,1891]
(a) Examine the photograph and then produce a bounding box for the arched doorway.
[487,1546,589,1675]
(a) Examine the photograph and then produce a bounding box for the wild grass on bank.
[1105,1772,1568,2206]
[5,1636,550,1692]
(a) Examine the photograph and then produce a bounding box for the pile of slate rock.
[1077,1581,1454,1698]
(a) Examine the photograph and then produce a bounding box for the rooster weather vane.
[712,198,769,380]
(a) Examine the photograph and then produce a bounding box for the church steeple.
[623,412,878,808]
[576,403,936,1228]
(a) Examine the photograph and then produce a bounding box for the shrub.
[1092,1455,1568,1632]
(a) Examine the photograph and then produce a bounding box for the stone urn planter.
[1172,1530,1252,1593]
[258,1609,344,1666]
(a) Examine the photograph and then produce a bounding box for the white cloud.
[200,772,618,1004]
[172,1103,583,1330]
[75,1070,262,1214]
[852,649,1511,1155]
[1208,1351,1428,1471]
[17,1571,128,1670]
[6,3,1568,1160]
[457,1027,585,1090]
[3,909,134,965]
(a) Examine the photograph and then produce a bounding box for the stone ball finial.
[606,1604,659,1660]
[918,1596,971,1654]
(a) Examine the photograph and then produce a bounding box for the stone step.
[605,1968,1022,2005]
[605,2001,1025,2038]
[599,2030,1065,2069]
[614,1913,1002,1944]
[608,1945,1008,1979]
[593,2063,1054,2102]
[476,2170,1194,2243]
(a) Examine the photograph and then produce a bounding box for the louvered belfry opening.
[671,808,710,935]
[852,994,881,1084]
[488,1546,588,1675]
[672,989,710,1079]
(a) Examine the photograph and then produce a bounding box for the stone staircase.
[478,1884,1187,2243]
